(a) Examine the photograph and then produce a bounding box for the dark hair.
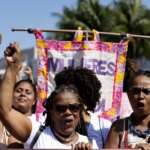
[14,79,37,113]
[44,84,82,126]
[127,70,150,91]
[123,58,140,92]
[54,67,102,111]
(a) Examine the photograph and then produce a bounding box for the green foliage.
[50,0,114,40]
[49,0,150,58]
[111,0,150,58]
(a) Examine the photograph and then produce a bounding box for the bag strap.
[30,125,46,148]
[120,118,129,148]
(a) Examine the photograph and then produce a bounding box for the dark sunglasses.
[130,87,150,95]
[55,103,82,113]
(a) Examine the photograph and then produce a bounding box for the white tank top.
[120,116,150,148]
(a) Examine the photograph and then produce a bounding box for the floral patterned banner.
[34,30,128,121]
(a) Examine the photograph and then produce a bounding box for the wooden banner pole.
[11,28,150,39]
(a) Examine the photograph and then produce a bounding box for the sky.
[0,0,150,58]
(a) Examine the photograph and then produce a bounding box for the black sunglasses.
[130,87,150,95]
[55,103,82,113]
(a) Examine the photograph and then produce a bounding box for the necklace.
[128,114,150,140]
[52,129,78,144]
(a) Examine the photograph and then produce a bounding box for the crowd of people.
[0,42,150,149]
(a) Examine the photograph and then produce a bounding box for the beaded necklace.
[128,114,150,143]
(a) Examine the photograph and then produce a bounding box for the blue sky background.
[0,0,150,58]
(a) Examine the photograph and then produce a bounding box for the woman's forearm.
[0,65,18,115]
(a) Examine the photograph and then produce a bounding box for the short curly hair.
[54,67,102,111]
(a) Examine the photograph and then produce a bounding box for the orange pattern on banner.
[34,30,128,121]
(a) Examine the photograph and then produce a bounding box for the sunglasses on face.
[130,87,150,95]
[55,103,82,113]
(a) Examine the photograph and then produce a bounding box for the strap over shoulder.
[30,125,46,149]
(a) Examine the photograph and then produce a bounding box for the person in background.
[120,58,140,118]
[0,43,90,149]
[16,65,34,83]
[105,70,150,150]
[7,79,36,148]
[54,67,112,149]
[0,43,36,148]
[23,66,34,83]
[0,43,37,148]
[0,66,36,147]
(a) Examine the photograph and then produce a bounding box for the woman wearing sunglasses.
[25,84,90,149]
[105,70,150,149]
[0,43,90,149]
[54,67,112,149]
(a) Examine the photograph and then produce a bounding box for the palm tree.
[109,0,150,58]
[50,0,114,40]
[50,0,150,58]
[109,0,150,91]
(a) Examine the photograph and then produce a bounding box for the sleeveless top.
[25,116,89,149]
[120,114,150,148]
[0,122,10,144]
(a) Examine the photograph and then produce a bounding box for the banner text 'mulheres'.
[48,58,115,76]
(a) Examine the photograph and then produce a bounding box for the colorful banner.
[34,30,128,121]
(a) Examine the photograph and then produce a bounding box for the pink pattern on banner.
[33,31,128,121]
